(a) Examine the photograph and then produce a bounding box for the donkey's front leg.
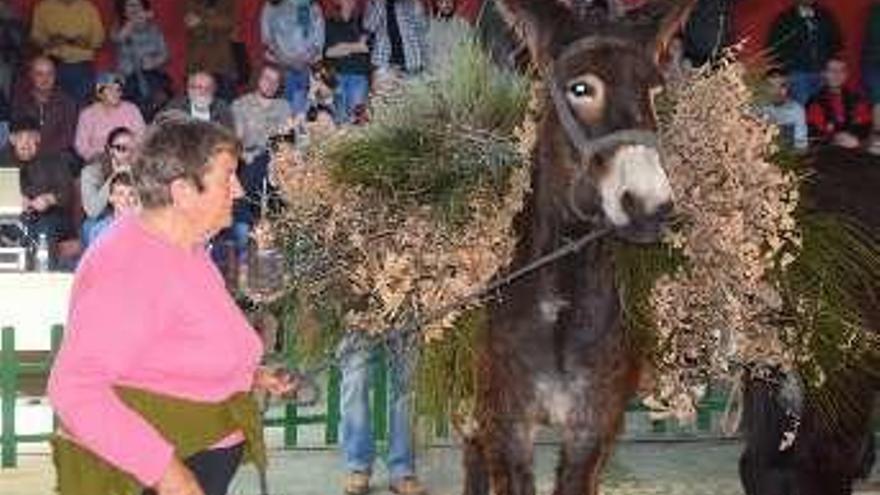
[484,419,536,495]
[462,433,490,495]
[553,429,612,495]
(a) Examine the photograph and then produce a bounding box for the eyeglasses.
[110,144,131,152]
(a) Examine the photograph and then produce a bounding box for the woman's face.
[108,133,135,169]
[183,149,243,238]
[99,84,123,107]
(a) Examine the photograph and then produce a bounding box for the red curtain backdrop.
[732,0,875,84]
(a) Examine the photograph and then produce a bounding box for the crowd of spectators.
[0,0,874,267]
[0,0,467,272]
[757,0,880,154]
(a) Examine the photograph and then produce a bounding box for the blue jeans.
[56,61,95,105]
[339,331,417,482]
[210,222,251,264]
[334,73,370,124]
[284,68,311,117]
[788,71,823,105]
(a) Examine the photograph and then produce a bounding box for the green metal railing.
[1,323,730,469]
[0,325,63,468]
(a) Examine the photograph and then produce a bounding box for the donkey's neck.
[514,173,617,288]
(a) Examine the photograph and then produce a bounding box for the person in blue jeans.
[261,0,325,118]
[324,0,371,124]
[338,330,426,495]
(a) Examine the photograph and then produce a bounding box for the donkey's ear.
[624,0,698,64]
[495,0,575,65]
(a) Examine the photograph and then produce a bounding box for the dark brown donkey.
[462,2,696,495]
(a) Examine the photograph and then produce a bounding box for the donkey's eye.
[569,82,596,99]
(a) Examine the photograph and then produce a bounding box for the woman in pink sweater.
[74,72,147,161]
[49,118,294,495]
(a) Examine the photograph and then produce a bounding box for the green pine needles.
[324,36,529,223]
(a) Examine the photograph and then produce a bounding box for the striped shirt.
[364,0,428,74]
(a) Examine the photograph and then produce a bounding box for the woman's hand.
[253,366,298,398]
[155,457,204,495]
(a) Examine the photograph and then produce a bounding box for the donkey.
[461,2,696,495]
[738,147,880,495]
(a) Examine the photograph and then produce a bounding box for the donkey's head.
[499,0,695,243]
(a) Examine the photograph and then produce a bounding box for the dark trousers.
[142,443,244,495]
[55,61,94,105]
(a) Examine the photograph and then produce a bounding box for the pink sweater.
[48,215,263,486]
[74,101,146,161]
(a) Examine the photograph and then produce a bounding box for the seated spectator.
[11,56,79,159]
[760,69,808,151]
[74,72,145,161]
[82,170,138,247]
[1,116,75,267]
[324,0,370,124]
[80,126,134,221]
[30,0,105,104]
[231,63,292,164]
[165,70,234,129]
[261,0,325,119]
[806,58,872,149]
[112,0,173,120]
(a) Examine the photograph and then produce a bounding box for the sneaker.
[344,471,371,495]
[389,476,427,495]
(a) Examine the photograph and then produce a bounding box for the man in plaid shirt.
[364,0,429,76]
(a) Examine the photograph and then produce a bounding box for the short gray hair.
[133,118,240,209]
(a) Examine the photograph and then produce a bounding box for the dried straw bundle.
[272,34,531,339]
[639,60,801,421]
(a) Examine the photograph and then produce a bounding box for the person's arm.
[29,3,50,48]
[83,4,105,51]
[260,4,279,62]
[847,96,873,141]
[231,99,246,140]
[131,104,147,135]
[145,24,170,69]
[766,13,793,69]
[310,5,325,63]
[49,157,72,210]
[80,164,111,218]
[363,0,381,34]
[74,108,95,161]
[47,263,175,486]
[806,101,832,144]
[792,104,809,151]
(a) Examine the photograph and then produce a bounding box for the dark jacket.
[0,148,73,215]
[806,86,873,143]
[683,0,735,66]
[767,5,841,74]
[10,89,79,156]
[163,96,235,130]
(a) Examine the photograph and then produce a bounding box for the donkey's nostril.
[620,191,641,218]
